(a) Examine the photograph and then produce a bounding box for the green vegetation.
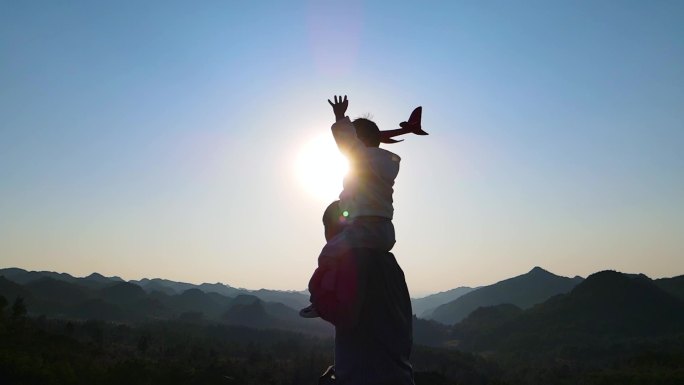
[2,297,683,385]
[0,300,500,385]
[2,269,684,384]
[0,305,333,385]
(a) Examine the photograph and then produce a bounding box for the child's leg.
[303,231,348,318]
[362,219,395,251]
[318,227,353,261]
[306,221,394,320]
[335,219,396,252]
[307,264,333,305]
[303,263,341,319]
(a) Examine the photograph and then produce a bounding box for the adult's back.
[321,248,414,385]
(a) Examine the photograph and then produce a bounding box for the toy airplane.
[379,107,429,144]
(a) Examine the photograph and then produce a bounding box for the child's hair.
[352,118,381,147]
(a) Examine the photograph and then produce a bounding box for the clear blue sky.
[1,1,683,296]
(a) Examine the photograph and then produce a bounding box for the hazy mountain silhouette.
[83,272,124,286]
[5,266,683,344]
[135,279,177,295]
[1,268,311,310]
[132,278,202,295]
[456,270,684,355]
[219,293,329,333]
[168,288,229,318]
[0,268,124,289]
[98,281,146,304]
[4,267,684,384]
[412,316,453,347]
[539,271,684,336]
[411,286,475,318]
[654,275,684,301]
[222,296,276,328]
[429,267,582,324]
[25,277,90,307]
[197,282,243,297]
[0,276,63,316]
[0,276,34,305]
[249,288,310,310]
[122,274,310,309]
[456,303,523,335]
[0,268,81,285]
[1,269,338,337]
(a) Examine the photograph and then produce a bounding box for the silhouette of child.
[301,95,426,319]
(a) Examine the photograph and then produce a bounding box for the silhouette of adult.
[315,201,415,385]
[309,95,423,384]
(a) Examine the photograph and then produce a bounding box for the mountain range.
[411,270,684,357]
[3,266,683,385]
[0,267,310,310]
[2,266,683,349]
[452,270,684,356]
[410,286,476,318]
[427,266,584,324]
[0,268,329,336]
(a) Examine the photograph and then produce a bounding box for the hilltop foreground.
[1,267,683,384]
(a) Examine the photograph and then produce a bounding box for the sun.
[294,133,349,202]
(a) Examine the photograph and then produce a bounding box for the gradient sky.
[1,1,683,296]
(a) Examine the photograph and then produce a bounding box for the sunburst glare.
[294,133,349,202]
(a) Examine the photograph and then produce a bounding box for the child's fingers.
[328,95,347,106]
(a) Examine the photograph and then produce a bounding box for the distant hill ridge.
[0,267,310,310]
[429,266,583,325]
[0,268,332,336]
[411,286,476,318]
[453,270,684,355]
[0,267,684,338]
[3,266,683,345]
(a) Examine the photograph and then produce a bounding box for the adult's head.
[323,200,347,241]
[352,118,381,148]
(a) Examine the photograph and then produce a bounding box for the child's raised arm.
[328,95,365,156]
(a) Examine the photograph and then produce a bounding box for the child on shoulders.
[301,95,426,319]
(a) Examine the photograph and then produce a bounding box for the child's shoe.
[299,304,320,318]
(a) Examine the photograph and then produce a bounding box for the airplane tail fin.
[379,107,428,144]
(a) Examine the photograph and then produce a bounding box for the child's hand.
[328,95,348,121]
